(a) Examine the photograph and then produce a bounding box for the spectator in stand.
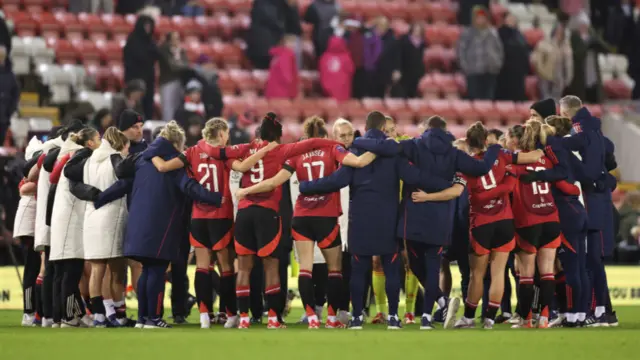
[304,0,340,58]
[229,113,252,145]
[111,79,146,124]
[69,0,113,13]
[531,23,573,100]
[123,15,159,119]
[606,0,635,55]
[495,13,529,102]
[622,2,640,98]
[246,0,299,70]
[319,36,355,101]
[567,12,609,103]
[342,19,366,99]
[116,0,147,15]
[366,16,401,98]
[265,35,299,99]
[184,55,223,119]
[184,114,204,147]
[181,1,205,17]
[89,108,114,135]
[0,46,18,147]
[173,80,206,130]
[458,0,490,27]
[159,31,189,122]
[398,23,427,98]
[0,13,11,68]
[457,6,504,100]
[284,0,303,69]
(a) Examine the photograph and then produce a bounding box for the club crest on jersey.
[199,152,209,159]
[336,146,347,153]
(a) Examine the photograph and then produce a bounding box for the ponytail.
[70,128,99,147]
[465,121,488,150]
[259,112,283,142]
[302,116,328,139]
[159,121,186,149]
[102,127,130,151]
[520,120,541,151]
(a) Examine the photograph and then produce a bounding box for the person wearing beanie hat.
[529,98,557,122]
[118,109,147,154]
[173,80,205,129]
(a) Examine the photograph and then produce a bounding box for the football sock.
[555,271,567,313]
[114,300,127,319]
[518,277,534,318]
[464,299,478,319]
[104,298,116,318]
[91,296,106,322]
[540,273,555,319]
[220,271,237,315]
[298,269,315,317]
[405,271,418,314]
[485,300,500,321]
[372,270,387,314]
[327,271,342,321]
[502,268,512,314]
[195,268,212,314]
[265,284,281,319]
[236,284,250,316]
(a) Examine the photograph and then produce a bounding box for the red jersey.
[462,150,514,229]
[511,153,560,228]
[284,144,349,218]
[185,140,250,220]
[238,138,339,212]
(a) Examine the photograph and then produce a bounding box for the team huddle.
[12,94,618,330]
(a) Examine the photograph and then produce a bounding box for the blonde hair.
[69,128,98,147]
[559,95,582,117]
[520,120,542,151]
[102,127,130,151]
[159,121,186,149]
[545,115,573,137]
[539,124,556,146]
[332,118,353,135]
[303,116,328,138]
[202,117,229,142]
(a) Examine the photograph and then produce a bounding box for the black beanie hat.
[530,98,557,120]
[118,109,144,131]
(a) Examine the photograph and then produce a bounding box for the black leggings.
[53,259,85,321]
[42,246,55,320]
[21,237,40,314]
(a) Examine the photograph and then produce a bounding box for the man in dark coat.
[183,55,224,119]
[246,0,295,69]
[303,0,339,58]
[559,95,612,326]
[495,13,529,101]
[118,109,148,154]
[0,45,18,146]
[298,111,452,329]
[123,15,159,119]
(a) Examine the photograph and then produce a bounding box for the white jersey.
[13,137,43,238]
[49,139,85,261]
[82,140,128,260]
[34,136,64,251]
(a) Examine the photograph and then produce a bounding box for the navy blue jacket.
[96,137,221,262]
[563,107,608,231]
[299,129,451,256]
[534,135,588,235]
[354,129,500,245]
[129,139,148,155]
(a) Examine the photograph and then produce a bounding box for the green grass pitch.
[0,307,638,360]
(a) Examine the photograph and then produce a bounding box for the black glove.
[519,171,538,183]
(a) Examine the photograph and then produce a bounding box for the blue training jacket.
[298,129,451,256]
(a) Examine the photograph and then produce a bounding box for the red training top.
[238,138,339,212]
[462,150,515,229]
[283,144,349,218]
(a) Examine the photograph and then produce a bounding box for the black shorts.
[190,218,233,251]
[470,219,515,256]
[516,222,561,253]
[291,216,341,249]
[234,206,282,258]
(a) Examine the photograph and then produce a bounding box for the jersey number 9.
[250,160,264,183]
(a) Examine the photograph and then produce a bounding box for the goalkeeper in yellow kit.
[370,116,421,325]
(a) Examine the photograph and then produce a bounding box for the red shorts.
[470,219,515,256]
[190,219,233,251]
[515,222,561,253]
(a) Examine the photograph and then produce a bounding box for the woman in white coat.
[66,127,130,327]
[15,137,44,326]
[49,128,101,327]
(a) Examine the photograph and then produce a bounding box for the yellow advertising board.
[2,265,640,310]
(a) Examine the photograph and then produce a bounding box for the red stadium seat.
[451,99,477,123]
[525,76,539,100]
[604,79,632,100]
[96,40,123,66]
[319,98,346,120]
[384,98,414,125]
[442,25,461,48]
[231,13,251,33]
[1,0,21,12]
[428,2,456,24]
[51,38,78,64]
[441,48,457,72]
[222,96,248,117]
[448,124,468,139]
[299,70,318,94]
[407,98,432,119]
[72,39,101,66]
[194,15,217,38]
[229,0,253,14]
[359,2,381,20]
[252,69,269,94]
[109,63,124,90]
[282,123,303,142]
[102,13,132,40]
[216,70,237,95]
[515,102,533,122]
[229,69,257,95]
[268,99,298,123]
[154,16,174,38]
[472,100,500,126]
[381,1,409,21]
[494,101,521,124]
[171,16,197,38]
[12,13,39,37]
[418,74,437,98]
[427,99,456,121]
[212,42,244,68]
[407,2,429,22]
[423,47,444,71]
[344,99,369,121]
[432,73,459,99]
[391,19,410,37]
[425,25,445,46]
[247,97,272,117]
[585,104,603,119]
[214,13,233,39]
[56,12,84,40]
[78,13,107,36]
[523,28,545,48]
[454,73,466,97]
[33,12,61,39]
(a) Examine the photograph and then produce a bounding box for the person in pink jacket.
[319,36,355,101]
[265,35,298,99]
